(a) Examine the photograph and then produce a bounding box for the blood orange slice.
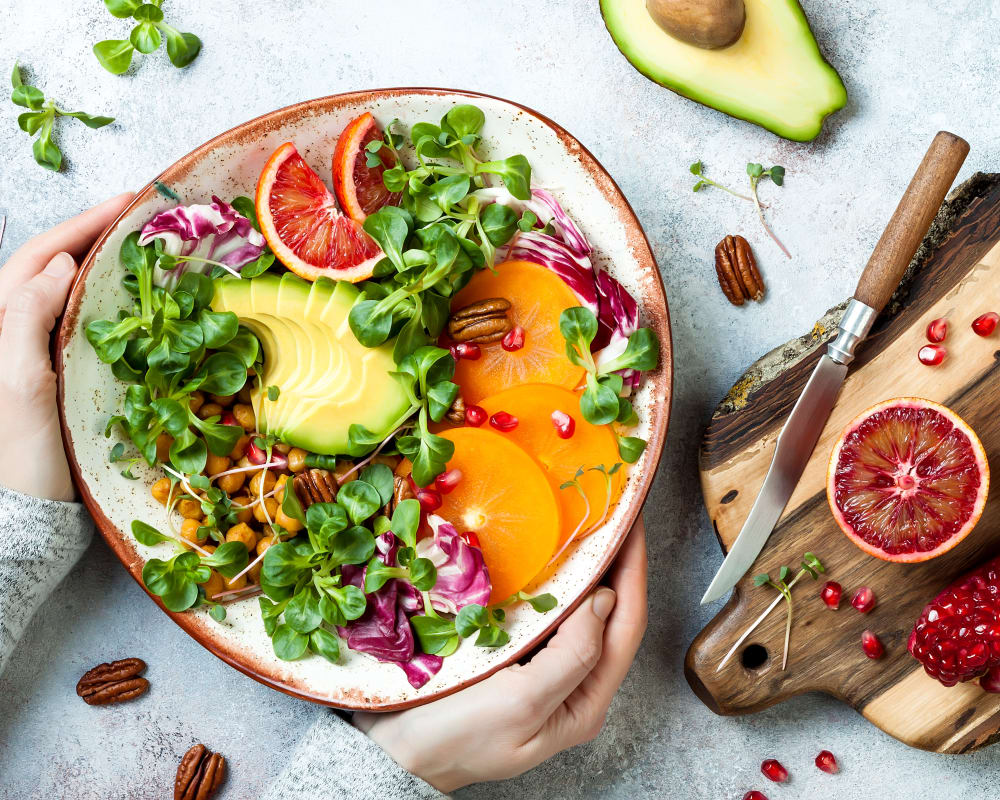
[827,398,989,563]
[332,112,401,223]
[255,142,382,283]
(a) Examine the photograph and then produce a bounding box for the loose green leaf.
[132,519,170,546]
[94,39,135,74]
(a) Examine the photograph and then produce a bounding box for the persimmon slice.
[478,384,625,545]
[437,427,561,603]
[450,260,586,402]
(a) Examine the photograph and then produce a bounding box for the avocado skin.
[600,0,847,142]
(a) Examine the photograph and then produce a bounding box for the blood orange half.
[827,398,989,563]
[255,142,382,283]
[332,112,401,223]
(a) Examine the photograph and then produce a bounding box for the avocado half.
[600,0,847,141]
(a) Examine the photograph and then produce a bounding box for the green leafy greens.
[94,0,201,75]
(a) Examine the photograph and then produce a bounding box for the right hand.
[355,516,648,793]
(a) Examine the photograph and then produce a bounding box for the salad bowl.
[56,89,672,710]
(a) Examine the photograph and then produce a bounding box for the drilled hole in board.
[741,644,768,670]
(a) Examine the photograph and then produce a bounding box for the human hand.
[355,516,648,793]
[0,193,134,501]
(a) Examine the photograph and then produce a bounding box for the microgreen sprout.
[94,0,201,75]
[718,552,824,672]
[551,463,622,564]
[690,160,790,258]
[11,63,114,171]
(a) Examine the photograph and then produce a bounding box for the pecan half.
[293,469,337,508]
[447,298,512,342]
[386,474,417,515]
[76,658,149,706]
[445,394,466,424]
[715,235,765,306]
[175,744,226,800]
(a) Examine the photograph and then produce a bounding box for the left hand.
[0,193,134,501]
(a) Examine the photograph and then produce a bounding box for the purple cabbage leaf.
[416,515,492,614]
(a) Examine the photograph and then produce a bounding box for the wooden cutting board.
[686,172,1000,753]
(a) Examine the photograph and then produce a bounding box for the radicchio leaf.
[417,515,492,615]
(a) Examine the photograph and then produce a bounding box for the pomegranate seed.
[461,531,481,549]
[851,586,876,613]
[972,312,1000,337]
[760,759,788,783]
[551,409,576,439]
[917,344,946,366]
[464,404,487,427]
[925,317,948,343]
[501,325,525,352]
[434,469,462,494]
[743,793,768,800]
[815,750,839,774]
[981,666,1000,693]
[452,342,481,361]
[220,411,239,427]
[416,488,442,513]
[861,630,884,659]
[820,581,842,610]
[489,411,519,432]
[245,439,267,465]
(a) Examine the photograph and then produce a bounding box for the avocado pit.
[645,0,746,49]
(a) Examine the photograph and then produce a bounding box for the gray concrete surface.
[2,1,1000,797]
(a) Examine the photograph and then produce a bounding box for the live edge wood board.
[686,173,1000,754]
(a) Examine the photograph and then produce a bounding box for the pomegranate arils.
[489,411,519,432]
[926,317,948,343]
[460,531,481,549]
[760,759,787,783]
[820,581,842,610]
[972,312,999,337]
[551,409,576,439]
[861,630,884,659]
[452,342,481,361]
[501,325,525,352]
[909,556,1000,686]
[464,404,487,427]
[851,586,876,614]
[416,488,442,513]
[980,666,1000,693]
[245,439,267,465]
[434,469,462,494]
[918,344,946,366]
[743,793,769,800]
[220,411,239,427]
[815,750,838,774]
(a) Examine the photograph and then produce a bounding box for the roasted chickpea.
[273,442,291,454]
[231,403,255,432]
[201,570,225,601]
[252,497,279,524]
[154,433,173,463]
[273,474,288,501]
[224,572,247,592]
[394,459,413,478]
[247,560,263,584]
[198,402,223,420]
[334,461,355,484]
[249,469,277,497]
[374,454,401,471]
[287,448,308,473]
[274,508,303,533]
[229,434,250,461]
[237,385,253,404]
[151,477,172,505]
[209,393,235,407]
[256,534,276,556]
[176,498,203,520]
[230,495,253,524]
[189,390,205,415]
[226,522,258,552]
[217,471,246,495]
[205,453,230,477]
[180,518,206,547]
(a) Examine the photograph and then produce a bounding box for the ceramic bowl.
[56,89,672,710]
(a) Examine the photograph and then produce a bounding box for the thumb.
[0,252,77,370]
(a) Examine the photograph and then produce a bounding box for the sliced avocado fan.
[601,0,847,141]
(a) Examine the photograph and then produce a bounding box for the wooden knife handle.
[854,131,969,313]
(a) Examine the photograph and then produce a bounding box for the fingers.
[501,586,617,725]
[0,252,78,376]
[0,192,134,307]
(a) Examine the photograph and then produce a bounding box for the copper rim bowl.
[55,89,673,711]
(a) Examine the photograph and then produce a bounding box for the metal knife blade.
[700,354,848,605]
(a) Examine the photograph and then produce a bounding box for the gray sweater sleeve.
[0,485,94,677]
[262,710,447,800]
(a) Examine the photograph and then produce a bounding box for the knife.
[701,131,970,605]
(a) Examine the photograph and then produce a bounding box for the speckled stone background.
[2,1,999,798]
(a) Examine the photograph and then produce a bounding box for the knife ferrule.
[827,299,877,366]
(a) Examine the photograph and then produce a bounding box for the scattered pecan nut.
[447,297,512,342]
[76,658,149,706]
[175,744,226,800]
[387,474,417,515]
[445,394,466,424]
[715,235,765,306]
[293,468,337,508]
